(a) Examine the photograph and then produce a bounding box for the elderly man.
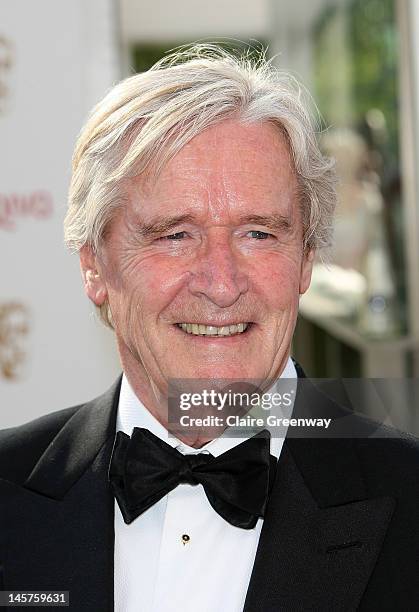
[1,46,419,611]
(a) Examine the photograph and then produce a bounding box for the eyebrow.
[237,214,293,232]
[134,212,293,239]
[134,214,196,239]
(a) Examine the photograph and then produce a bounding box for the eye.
[248,230,272,240]
[160,231,187,241]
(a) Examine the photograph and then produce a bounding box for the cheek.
[118,256,191,318]
[251,256,301,307]
[147,264,186,297]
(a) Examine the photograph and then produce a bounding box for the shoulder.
[297,368,419,483]
[0,404,83,485]
[0,377,122,486]
[355,427,419,494]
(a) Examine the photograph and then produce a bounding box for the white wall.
[119,0,269,42]
[1,0,121,427]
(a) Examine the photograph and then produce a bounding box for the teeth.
[178,323,249,336]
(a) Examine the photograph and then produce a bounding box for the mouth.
[176,322,252,337]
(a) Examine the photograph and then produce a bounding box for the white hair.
[64,44,336,326]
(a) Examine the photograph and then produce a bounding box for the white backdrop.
[1,0,121,427]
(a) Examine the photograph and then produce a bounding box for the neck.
[119,347,223,448]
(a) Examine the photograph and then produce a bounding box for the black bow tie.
[108,427,277,529]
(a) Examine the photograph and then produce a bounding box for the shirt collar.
[117,357,297,461]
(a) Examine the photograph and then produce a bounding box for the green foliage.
[314,0,399,161]
[131,40,268,74]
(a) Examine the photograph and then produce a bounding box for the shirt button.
[181,534,190,545]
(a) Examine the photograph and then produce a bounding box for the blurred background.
[2,0,419,430]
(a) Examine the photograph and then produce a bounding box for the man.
[1,46,419,611]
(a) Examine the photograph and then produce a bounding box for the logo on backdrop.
[0,302,30,380]
[0,190,54,230]
[0,35,14,116]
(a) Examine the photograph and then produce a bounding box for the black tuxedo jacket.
[1,373,419,611]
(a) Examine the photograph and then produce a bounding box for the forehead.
[127,120,298,220]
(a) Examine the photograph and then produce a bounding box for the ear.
[79,245,108,306]
[299,248,315,295]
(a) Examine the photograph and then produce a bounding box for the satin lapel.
[0,378,121,612]
[244,438,395,612]
[24,378,121,499]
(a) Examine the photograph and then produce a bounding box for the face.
[81,120,314,409]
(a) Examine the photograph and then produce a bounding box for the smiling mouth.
[176,322,251,337]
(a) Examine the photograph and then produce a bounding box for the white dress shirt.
[114,358,297,612]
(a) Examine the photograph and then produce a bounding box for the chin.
[186,363,258,381]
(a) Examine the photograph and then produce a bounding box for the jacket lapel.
[0,379,121,611]
[244,378,395,612]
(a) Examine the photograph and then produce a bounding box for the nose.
[188,229,249,308]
